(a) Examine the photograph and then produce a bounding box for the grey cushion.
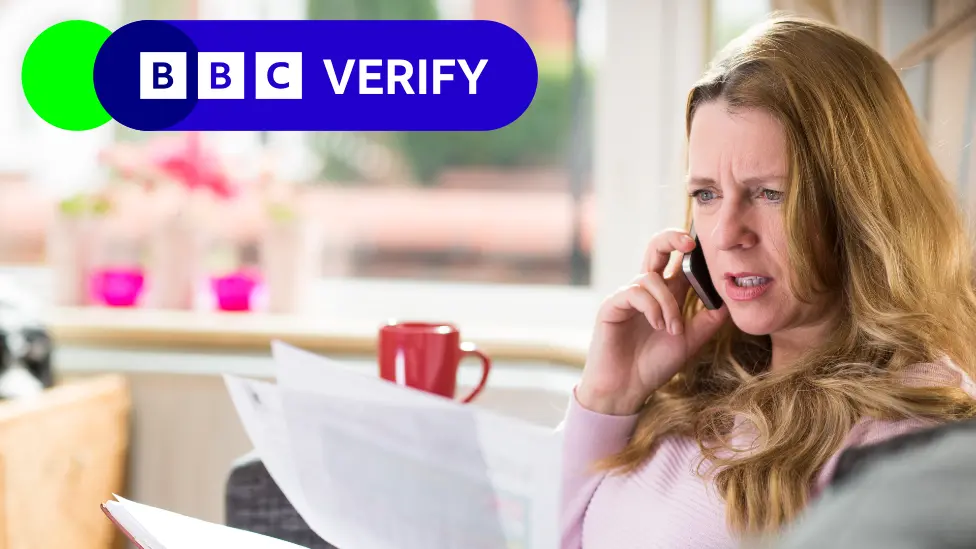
[225,451,337,548]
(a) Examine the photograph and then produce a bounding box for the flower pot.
[89,267,145,307]
[210,270,260,312]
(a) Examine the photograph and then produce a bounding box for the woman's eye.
[760,189,784,202]
[692,190,716,203]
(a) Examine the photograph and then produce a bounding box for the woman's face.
[686,100,828,337]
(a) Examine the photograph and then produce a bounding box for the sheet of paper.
[269,341,563,549]
[223,375,360,547]
[107,495,307,549]
[270,340,456,408]
[222,376,312,517]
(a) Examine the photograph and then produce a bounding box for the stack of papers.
[103,341,563,549]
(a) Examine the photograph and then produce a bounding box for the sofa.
[224,418,976,548]
[772,417,976,549]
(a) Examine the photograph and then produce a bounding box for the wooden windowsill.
[46,307,590,367]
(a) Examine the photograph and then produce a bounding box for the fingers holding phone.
[642,229,697,274]
[601,229,695,327]
[599,270,681,330]
[579,229,729,415]
[635,271,684,335]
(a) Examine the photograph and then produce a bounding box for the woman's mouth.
[724,273,773,301]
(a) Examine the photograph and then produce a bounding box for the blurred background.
[6,0,606,286]
[0,0,975,547]
[0,0,775,288]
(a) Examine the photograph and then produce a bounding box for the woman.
[561,14,976,549]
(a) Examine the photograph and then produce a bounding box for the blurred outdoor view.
[0,0,772,288]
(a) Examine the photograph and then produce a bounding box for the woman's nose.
[711,207,758,251]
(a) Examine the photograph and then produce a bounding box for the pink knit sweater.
[559,359,976,549]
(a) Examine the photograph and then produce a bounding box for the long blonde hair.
[601,14,976,536]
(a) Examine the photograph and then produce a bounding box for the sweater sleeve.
[555,388,640,549]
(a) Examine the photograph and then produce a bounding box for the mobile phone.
[681,225,723,310]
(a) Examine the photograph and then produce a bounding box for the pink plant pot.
[210,271,260,312]
[89,267,145,307]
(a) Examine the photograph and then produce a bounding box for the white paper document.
[223,341,563,549]
[223,375,359,544]
[102,494,307,549]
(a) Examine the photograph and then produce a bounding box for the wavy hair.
[599,14,976,537]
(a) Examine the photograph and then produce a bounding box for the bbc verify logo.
[140,52,303,100]
[140,52,488,100]
[24,19,537,132]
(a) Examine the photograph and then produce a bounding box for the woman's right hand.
[577,229,730,416]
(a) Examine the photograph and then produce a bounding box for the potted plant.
[98,134,241,311]
[85,189,151,308]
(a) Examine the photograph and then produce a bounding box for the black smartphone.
[681,224,723,310]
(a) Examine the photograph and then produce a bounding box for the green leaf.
[267,201,296,223]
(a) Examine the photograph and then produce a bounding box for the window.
[0,0,604,291]
[708,0,771,58]
[300,0,600,287]
[0,0,721,337]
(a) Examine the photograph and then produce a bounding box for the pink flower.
[99,134,237,200]
[150,134,237,199]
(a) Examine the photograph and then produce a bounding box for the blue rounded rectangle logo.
[90,19,539,132]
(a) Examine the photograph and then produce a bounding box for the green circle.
[22,20,112,131]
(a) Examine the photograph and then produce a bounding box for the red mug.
[378,321,491,403]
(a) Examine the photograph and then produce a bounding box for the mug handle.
[458,342,491,403]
